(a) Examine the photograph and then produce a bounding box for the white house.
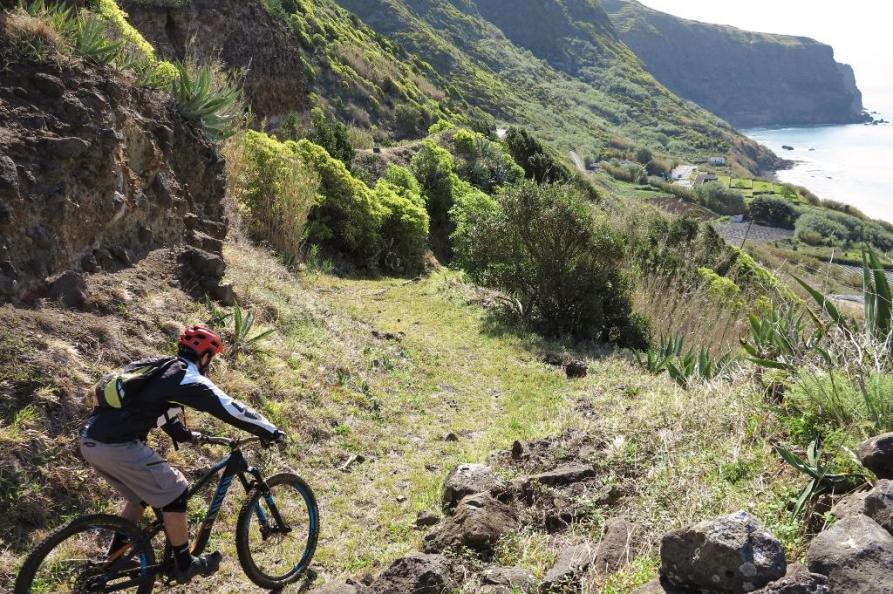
[708,156,726,166]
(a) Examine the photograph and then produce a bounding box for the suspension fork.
[244,467,292,536]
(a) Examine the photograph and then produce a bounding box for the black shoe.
[172,552,221,584]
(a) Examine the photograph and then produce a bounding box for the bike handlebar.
[199,435,263,448]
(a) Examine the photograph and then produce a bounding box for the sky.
[636,0,893,112]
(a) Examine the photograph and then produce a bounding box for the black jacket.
[82,356,277,444]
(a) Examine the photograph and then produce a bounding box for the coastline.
[744,122,893,223]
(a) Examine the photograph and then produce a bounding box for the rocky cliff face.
[0,21,226,304]
[120,0,309,123]
[604,0,868,128]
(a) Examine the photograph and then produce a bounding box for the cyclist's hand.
[190,432,204,444]
[262,430,287,449]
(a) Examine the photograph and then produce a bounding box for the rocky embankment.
[0,21,233,305]
[604,0,869,128]
[312,430,893,593]
[121,0,308,123]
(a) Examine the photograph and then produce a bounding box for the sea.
[744,96,893,223]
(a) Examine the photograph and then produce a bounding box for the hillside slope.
[334,0,780,174]
[604,0,868,128]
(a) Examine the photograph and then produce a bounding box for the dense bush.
[503,127,572,184]
[694,182,746,216]
[449,128,523,193]
[634,147,653,164]
[307,107,355,164]
[795,209,893,251]
[295,140,429,271]
[410,140,460,223]
[225,132,319,265]
[747,196,800,229]
[374,165,430,272]
[451,181,643,345]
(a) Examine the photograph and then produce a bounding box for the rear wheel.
[235,472,319,589]
[14,514,156,594]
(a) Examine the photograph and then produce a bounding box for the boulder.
[0,155,19,200]
[525,463,596,488]
[806,514,893,593]
[751,565,830,594]
[32,72,66,97]
[864,479,893,534]
[660,511,786,593]
[540,543,595,593]
[442,463,505,511]
[480,566,536,594]
[423,493,517,557]
[831,490,869,519]
[369,553,461,594]
[45,137,91,159]
[592,518,642,575]
[180,247,226,279]
[858,432,893,479]
[565,360,588,378]
[416,511,440,528]
[46,271,87,309]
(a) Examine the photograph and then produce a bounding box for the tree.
[450,181,645,346]
[635,147,653,165]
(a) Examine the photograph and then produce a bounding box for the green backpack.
[92,357,176,409]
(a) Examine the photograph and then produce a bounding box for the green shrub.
[410,140,459,223]
[451,181,640,343]
[296,140,428,271]
[634,147,653,165]
[224,131,319,265]
[503,127,572,184]
[448,129,523,193]
[697,267,743,307]
[296,139,387,260]
[794,209,893,251]
[694,182,746,216]
[373,179,430,273]
[748,196,800,229]
[308,107,355,164]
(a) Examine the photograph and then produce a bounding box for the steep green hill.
[603,0,868,128]
[334,0,780,174]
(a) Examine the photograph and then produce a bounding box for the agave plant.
[775,438,864,517]
[862,247,892,342]
[73,12,122,65]
[635,334,732,388]
[170,62,244,139]
[228,302,275,356]
[740,305,825,371]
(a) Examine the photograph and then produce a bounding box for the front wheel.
[14,514,156,594]
[235,472,319,590]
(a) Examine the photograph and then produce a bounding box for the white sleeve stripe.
[179,362,276,434]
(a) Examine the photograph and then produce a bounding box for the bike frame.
[143,445,288,558]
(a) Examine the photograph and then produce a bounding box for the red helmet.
[177,325,225,356]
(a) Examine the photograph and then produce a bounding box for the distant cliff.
[603,0,868,128]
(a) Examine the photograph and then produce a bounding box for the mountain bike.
[14,435,319,593]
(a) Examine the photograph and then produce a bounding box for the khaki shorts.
[80,438,189,508]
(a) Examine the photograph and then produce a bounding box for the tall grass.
[632,272,747,357]
[223,132,320,266]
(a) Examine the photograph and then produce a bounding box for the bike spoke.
[25,524,152,594]
[243,483,312,579]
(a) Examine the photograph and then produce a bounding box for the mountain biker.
[79,325,285,584]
